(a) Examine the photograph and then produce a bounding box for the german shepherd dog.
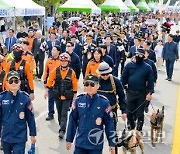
[150,106,164,147]
[117,129,144,154]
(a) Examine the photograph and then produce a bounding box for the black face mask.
[13,51,22,62]
[135,56,144,64]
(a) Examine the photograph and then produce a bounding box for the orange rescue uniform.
[85,60,101,76]
[46,67,77,100]
[0,60,7,91]
[5,59,34,93]
[43,57,61,84]
[26,37,34,52]
[22,51,36,75]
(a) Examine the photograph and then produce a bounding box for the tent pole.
[13,7,16,31]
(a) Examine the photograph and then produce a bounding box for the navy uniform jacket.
[144,58,158,83]
[67,52,81,79]
[0,90,36,143]
[106,44,117,65]
[162,41,179,61]
[121,61,154,93]
[47,40,60,57]
[102,55,114,70]
[73,42,83,62]
[148,49,157,63]
[60,36,71,53]
[66,93,115,150]
[98,76,126,113]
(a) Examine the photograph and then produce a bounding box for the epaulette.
[92,43,97,47]
[77,93,86,98]
[83,43,87,46]
[99,94,109,101]
[22,91,30,97]
[0,90,8,95]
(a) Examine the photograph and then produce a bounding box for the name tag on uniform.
[78,103,86,108]
[2,100,10,105]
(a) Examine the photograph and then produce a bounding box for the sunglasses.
[84,82,95,87]
[66,45,72,47]
[101,73,109,76]
[8,78,19,84]
[135,53,144,58]
[60,56,69,61]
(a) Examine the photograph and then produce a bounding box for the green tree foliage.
[92,0,105,5]
[33,0,60,8]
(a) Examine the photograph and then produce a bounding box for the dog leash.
[150,102,155,111]
[126,100,146,114]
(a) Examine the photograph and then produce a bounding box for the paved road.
[1,24,179,154]
[22,57,180,154]
[23,24,180,154]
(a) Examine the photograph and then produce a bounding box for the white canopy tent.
[2,0,45,16]
[124,0,139,12]
[136,0,151,11]
[148,0,155,10]
[100,0,130,12]
[0,0,14,17]
[57,0,101,15]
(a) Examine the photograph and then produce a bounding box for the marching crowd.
[0,11,179,154]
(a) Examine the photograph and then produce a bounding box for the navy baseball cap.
[7,71,20,81]
[84,74,99,83]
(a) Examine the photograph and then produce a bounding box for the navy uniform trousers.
[3,142,25,154]
[74,146,102,154]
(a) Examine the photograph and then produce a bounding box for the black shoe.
[165,78,169,80]
[59,131,65,139]
[46,116,54,121]
[168,78,172,81]
[145,106,149,113]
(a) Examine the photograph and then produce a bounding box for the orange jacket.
[26,37,34,52]
[0,61,7,91]
[85,60,101,76]
[5,59,34,93]
[46,67,77,100]
[43,57,61,84]
[22,51,36,74]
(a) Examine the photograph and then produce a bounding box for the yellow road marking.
[171,81,180,154]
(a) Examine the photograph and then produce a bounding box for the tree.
[33,0,60,15]
[92,0,105,5]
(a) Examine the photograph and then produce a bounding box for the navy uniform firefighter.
[42,45,61,121]
[82,34,96,78]
[0,71,36,154]
[66,74,116,154]
[97,62,126,154]
[121,48,154,131]
[44,52,78,139]
[5,44,35,101]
